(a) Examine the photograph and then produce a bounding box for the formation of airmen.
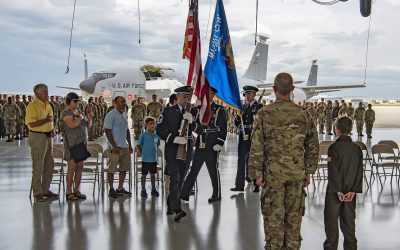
[300,98,376,138]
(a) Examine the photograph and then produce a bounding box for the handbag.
[63,110,91,163]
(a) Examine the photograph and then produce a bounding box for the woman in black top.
[61,92,92,200]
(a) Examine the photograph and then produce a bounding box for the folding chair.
[29,147,66,199]
[82,147,101,196]
[312,145,329,188]
[102,148,132,193]
[354,141,374,188]
[371,144,400,188]
[378,140,400,157]
[88,143,104,186]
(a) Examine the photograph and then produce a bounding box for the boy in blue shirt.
[138,117,160,198]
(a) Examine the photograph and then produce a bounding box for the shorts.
[107,148,131,173]
[142,162,157,175]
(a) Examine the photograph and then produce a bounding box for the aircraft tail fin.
[243,35,269,81]
[307,60,318,86]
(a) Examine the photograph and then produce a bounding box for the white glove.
[173,136,187,145]
[183,112,193,123]
[213,144,223,152]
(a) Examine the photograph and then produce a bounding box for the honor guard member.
[364,104,375,138]
[324,101,334,135]
[231,86,263,192]
[2,96,21,142]
[181,87,227,203]
[156,86,195,222]
[147,94,163,119]
[249,72,319,250]
[15,95,26,140]
[131,97,146,141]
[354,102,365,137]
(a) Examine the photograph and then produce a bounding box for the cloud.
[0,0,399,98]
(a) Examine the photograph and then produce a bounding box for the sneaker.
[175,210,187,222]
[230,186,244,192]
[109,188,119,198]
[43,191,59,200]
[116,188,132,197]
[141,190,148,198]
[151,189,159,197]
[34,194,46,202]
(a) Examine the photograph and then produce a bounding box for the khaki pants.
[29,132,54,196]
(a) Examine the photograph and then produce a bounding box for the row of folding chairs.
[29,143,136,199]
[312,139,400,189]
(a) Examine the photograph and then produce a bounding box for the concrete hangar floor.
[0,122,399,249]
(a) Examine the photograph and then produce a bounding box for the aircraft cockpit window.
[92,73,116,79]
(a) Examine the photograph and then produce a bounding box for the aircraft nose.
[79,78,96,94]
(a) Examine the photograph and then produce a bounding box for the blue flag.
[204,0,241,111]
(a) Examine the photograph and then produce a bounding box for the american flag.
[182,1,211,126]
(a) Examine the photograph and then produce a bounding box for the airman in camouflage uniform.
[347,102,355,119]
[354,102,365,137]
[14,95,26,140]
[364,104,375,138]
[147,94,163,120]
[131,97,146,140]
[2,97,21,142]
[0,95,4,138]
[99,96,108,134]
[339,102,348,117]
[307,102,317,125]
[324,101,334,135]
[86,98,96,141]
[317,102,325,134]
[249,73,319,250]
[22,95,31,136]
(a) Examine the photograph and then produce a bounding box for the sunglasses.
[72,99,81,103]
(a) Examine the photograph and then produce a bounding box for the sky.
[0,0,399,98]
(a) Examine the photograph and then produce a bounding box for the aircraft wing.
[257,81,304,89]
[298,84,365,91]
[55,86,81,91]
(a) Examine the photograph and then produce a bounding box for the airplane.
[58,55,184,105]
[241,35,366,103]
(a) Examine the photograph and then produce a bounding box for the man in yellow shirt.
[26,83,58,202]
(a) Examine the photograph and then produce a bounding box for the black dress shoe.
[230,186,244,192]
[175,210,187,222]
[166,209,174,215]
[253,186,260,193]
[181,196,189,202]
[208,196,221,203]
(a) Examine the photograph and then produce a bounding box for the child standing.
[138,117,161,198]
[324,116,363,250]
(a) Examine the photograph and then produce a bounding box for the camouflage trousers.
[4,119,16,136]
[365,122,373,136]
[261,178,305,250]
[325,120,333,134]
[133,121,144,140]
[318,118,325,133]
[16,119,24,136]
[355,121,364,135]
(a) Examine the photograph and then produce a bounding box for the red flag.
[183,2,211,125]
